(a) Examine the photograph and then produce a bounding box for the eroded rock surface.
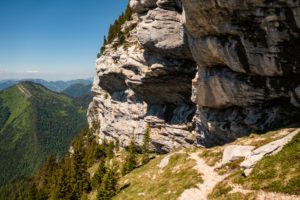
[89,0,300,152]
[88,11,197,153]
[182,0,300,146]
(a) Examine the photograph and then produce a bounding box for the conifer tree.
[80,192,88,200]
[115,138,120,152]
[93,143,106,161]
[56,163,70,200]
[124,3,133,22]
[142,124,151,164]
[121,133,138,176]
[97,162,119,200]
[107,141,115,159]
[107,25,115,43]
[34,153,58,198]
[103,35,108,46]
[71,137,91,198]
[12,192,19,200]
[92,158,106,188]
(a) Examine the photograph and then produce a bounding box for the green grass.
[112,153,203,200]
[244,131,300,194]
[198,147,223,166]
[215,131,300,196]
[208,181,233,199]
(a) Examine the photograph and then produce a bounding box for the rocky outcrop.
[222,145,255,164]
[241,129,299,176]
[89,0,300,152]
[182,0,300,146]
[88,11,197,153]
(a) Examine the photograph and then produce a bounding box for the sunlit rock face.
[88,9,198,153]
[181,0,300,146]
[88,0,300,151]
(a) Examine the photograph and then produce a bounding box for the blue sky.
[0,0,129,81]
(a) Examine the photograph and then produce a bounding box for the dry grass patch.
[198,147,223,166]
[230,128,296,149]
[210,191,257,200]
[112,153,203,200]
[88,162,100,177]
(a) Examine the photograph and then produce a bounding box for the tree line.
[19,122,151,200]
[97,2,133,58]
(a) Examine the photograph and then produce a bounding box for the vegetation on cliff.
[97,2,133,58]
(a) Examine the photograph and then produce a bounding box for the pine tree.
[12,192,19,200]
[124,3,133,22]
[34,153,58,198]
[103,35,108,46]
[97,162,119,200]
[71,137,91,199]
[93,143,106,161]
[142,124,151,164]
[80,192,88,200]
[121,134,138,176]
[92,158,106,188]
[107,24,115,44]
[107,141,115,159]
[115,138,120,152]
[56,163,70,200]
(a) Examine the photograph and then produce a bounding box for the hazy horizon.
[0,0,128,81]
[0,76,95,82]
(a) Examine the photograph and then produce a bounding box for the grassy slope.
[62,82,93,97]
[0,81,90,188]
[200,128,300,199]
[86,150,203,200]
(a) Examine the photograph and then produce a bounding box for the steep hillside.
[19,123,300,200]
[62,82,93,97]
[0,81,91,189]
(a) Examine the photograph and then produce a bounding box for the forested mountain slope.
[62,82,93,97]
[0,81,92,190]
[0,79,93,92]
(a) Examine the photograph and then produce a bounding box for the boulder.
[222,145,255,163]
[241,129,300,176]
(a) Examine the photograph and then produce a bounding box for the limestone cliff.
[88,0,300,152]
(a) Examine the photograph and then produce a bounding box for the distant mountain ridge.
[62,82,93,97]
[0,81,93,190]
[0,79,93,92]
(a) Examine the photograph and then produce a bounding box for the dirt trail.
[178,152,227,200]
[178,152,300,200]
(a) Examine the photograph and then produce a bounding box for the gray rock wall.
[88,0,300,152]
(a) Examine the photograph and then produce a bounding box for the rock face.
[89,0,300,152]
[183,0,300,146]
[88,12,197,153]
